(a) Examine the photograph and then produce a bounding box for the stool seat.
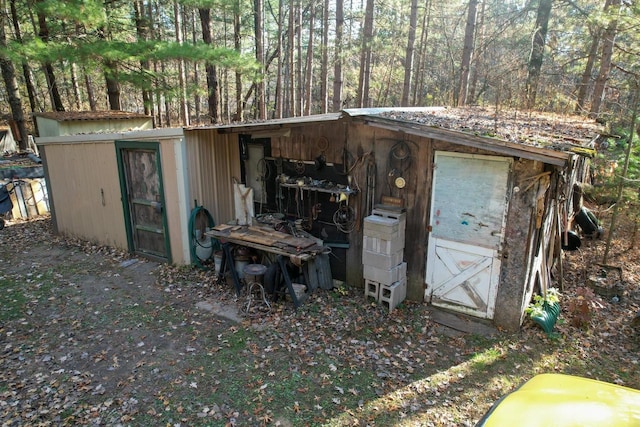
[243,264,268,276]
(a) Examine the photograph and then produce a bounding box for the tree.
[303,0,315,115]
[401,0,418,107]
[457,0,478,106]
[319,0,330,113]
[174,0,189,125]
[590,0,622,118]
[35,0,64,111]
[254,0,266,119]
[332,0,344,112]
[199,7,221,123]
[9,0,38,114]
[525,0,553,109]
[575,25,602,114]
[0,4,27,149]
[356,0,374,108]
[134,0,153,118]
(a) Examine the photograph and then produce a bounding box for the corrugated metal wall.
[185,129,241,227]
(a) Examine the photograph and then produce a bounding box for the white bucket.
[213,251,223,273]
[235,257,250,280]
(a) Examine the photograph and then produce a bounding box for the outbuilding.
[36,107,602,331]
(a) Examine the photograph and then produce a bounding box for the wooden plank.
[229,231,278,246]
[281,236,317,249]
[213,224,234,232]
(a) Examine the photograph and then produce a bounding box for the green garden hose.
[188,202,220,269]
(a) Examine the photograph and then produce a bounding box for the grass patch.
[0,277,27,321]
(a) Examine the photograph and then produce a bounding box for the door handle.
[151,201,163,214]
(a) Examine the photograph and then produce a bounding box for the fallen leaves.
[1,215,639,426]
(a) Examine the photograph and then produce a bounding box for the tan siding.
[42,142,128,248]
[159,138,187,264]
[185,129,241,227]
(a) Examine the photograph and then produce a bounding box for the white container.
[362,249,403,269]
[363,262,407,285]
[363,235,405,255]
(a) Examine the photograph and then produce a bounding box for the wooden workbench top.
[207,224,324,257]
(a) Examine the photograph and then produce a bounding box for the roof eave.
[357,115,572,167]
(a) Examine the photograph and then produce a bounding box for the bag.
[0,186,12,214]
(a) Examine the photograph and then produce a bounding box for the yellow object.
[476,374,640,427]
[394,176,406,189]
[339,192,348,202]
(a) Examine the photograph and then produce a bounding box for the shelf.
[280,182,358,195]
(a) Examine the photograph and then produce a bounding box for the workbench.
[206,223,331,307]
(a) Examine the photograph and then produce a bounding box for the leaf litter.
[0,214,638,426]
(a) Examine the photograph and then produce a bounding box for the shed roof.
[33,111,151,121]
[369,107,602,149]
[350,107,603,166]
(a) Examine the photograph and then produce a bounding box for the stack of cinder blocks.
[363,208,407,312]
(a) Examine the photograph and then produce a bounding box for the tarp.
[0,128,17,153]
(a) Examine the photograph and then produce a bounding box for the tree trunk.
[401,0,418,107]
[70,62,81,109]
[332,0,344,111]
[191,9,201,123]
[274,0,284,118]
[0,15,27,149]
[10,0,38,114]
[603,84,639,264]
[199,8,221,123]
[36,0,64,111]
[413,0,432,106]
[254,0,266,119]
[104,62,121,110]
[457,0,478,106]
[83,67,97,111]
[468,0,485,104]
[295,0,303,115]
[575,26,601,114]
[234,3,244,121]
[174,0,189,125]
[288,0,295,116]
[319,0,329,113]
[525,0,552,109]
[135,0,153,117]
[590,0,621,118]
[357,0,374,108]
[304,1,315,115]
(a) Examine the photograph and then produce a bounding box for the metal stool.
[242,264,270,316]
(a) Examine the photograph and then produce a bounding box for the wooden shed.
[187,107,601,331]
[36,107,602,331]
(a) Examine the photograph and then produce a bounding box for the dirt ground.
[1,215,639,426]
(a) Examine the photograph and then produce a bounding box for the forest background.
[0,0,639,150]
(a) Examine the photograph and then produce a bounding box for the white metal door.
[425,152,512,319]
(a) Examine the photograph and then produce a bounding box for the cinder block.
[363,235,405,255]
[371,209,406,233]
[362,249,403,269]
[363,262,407,285]
[363,216,400,240]
[379,278,407,313]
[364,279,380,300]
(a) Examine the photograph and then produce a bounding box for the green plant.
[525,288,561,334]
